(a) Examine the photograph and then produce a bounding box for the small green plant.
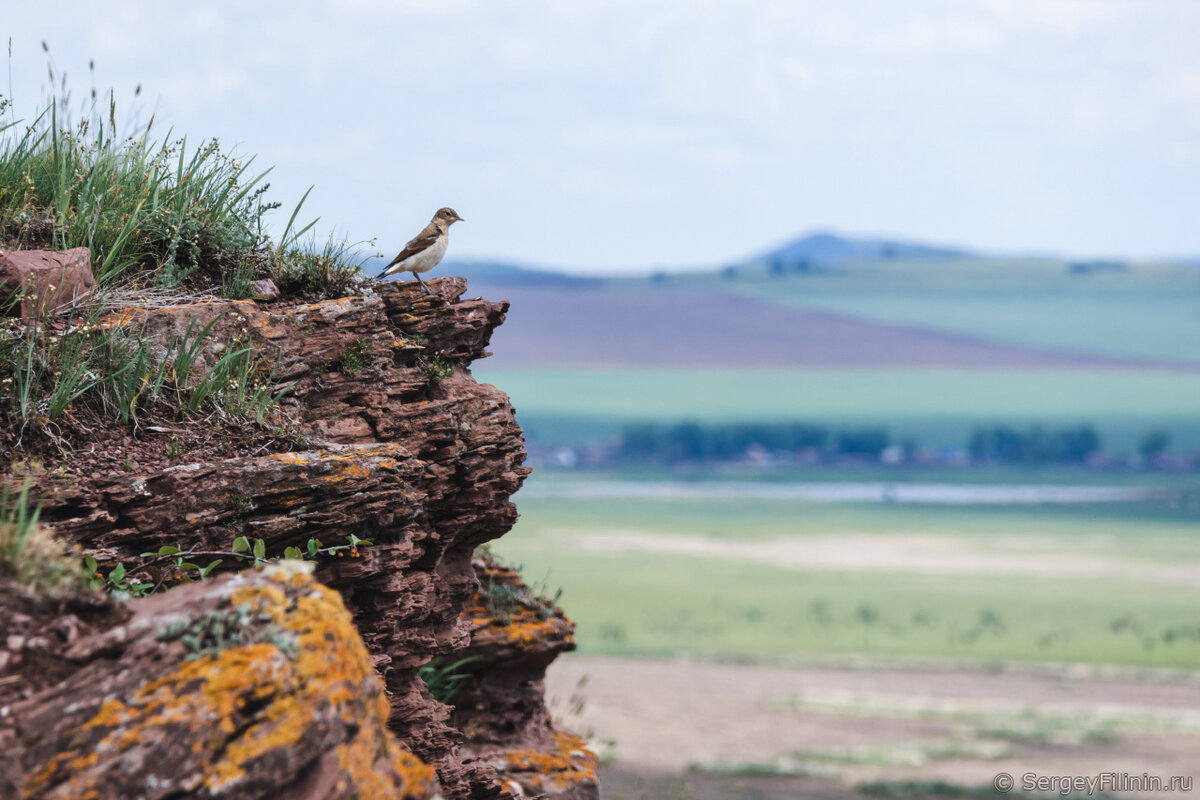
[221,347,292,423]
[485,579,528,625]
[2,312,128,430]
[156,605,297,660]
[418,656,479,704]
[484,570,564,624]
[222,258,258,300]
[83,532,372,597]
[475,546,565,623]
[429,353,452,383]
[269,234,367,298]
[102,329,172,426]
[0,304,293,438]
[337,338,374,375]
[227,493,253,517]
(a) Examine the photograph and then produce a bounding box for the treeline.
[616,421,1107,465]
[968,425,1100,464]
[618,422,888,463]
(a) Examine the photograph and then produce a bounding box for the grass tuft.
[0,70,357,441]
[0,481,85,593]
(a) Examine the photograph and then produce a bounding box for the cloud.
[4,0,1200,267]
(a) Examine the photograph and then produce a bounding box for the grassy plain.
[498,473,1200,669]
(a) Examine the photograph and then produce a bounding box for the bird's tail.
[375,256,402,280]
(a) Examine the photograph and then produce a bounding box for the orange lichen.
[264,449,382,482]
[463,568,576,650]
[26,570,435,799]
[492,731,599,795]
[82,698,129,729]
[335,719,438,800]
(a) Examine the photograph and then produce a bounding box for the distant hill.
[751,231,969,267]
[364,256,601,288]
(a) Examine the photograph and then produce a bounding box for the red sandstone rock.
[23,277,546,798]
[453,558,600,800]
[249,278,280,300]
[0,248,95,319]
[1,566,439,800]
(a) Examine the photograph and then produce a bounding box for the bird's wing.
[384,223,441,269]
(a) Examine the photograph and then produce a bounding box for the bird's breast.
[403,236,448,274]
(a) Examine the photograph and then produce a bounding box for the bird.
[376,207,463,293]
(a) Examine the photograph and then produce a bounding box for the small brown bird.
[376,207,463,293]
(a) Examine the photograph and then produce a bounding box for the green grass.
[506,552,1200,667]
[0,73,360,437]
[1,98,270,288]
[0,89,366,295]
[478,367,1200,451]
[498,476,1200,668]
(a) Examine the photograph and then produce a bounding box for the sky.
[4,1,1200,273]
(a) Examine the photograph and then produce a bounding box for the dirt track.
[546,655,1200,799]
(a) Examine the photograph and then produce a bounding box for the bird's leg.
[413,271,432,294]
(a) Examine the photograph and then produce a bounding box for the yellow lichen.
[495,731,599,795]
[26,570,434,799]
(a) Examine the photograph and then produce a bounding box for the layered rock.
[10,277,584,797]
[2,565,439,799]
[453,557,599,799]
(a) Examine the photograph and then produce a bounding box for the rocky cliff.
[1,277,598,798]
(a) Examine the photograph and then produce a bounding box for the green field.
[495,473,1200,669]
[475,367,1200,451]
[626,257,1200,365]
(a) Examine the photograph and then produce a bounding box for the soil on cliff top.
[3,405,300,488]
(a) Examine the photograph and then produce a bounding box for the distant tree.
[618,424,662,460]
[785,423,829,450]
[968,426,1024,462]
[721,266,739,281]
[768,256,786,277]
[1139,430,1171,460]
[968,424,1100,463]
[1068,261,1127,276]
[651,271,667,286]
[835,428,890,458]
[667,422,709,463]
[1049,425,1100,462]
[617,420,833,463]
